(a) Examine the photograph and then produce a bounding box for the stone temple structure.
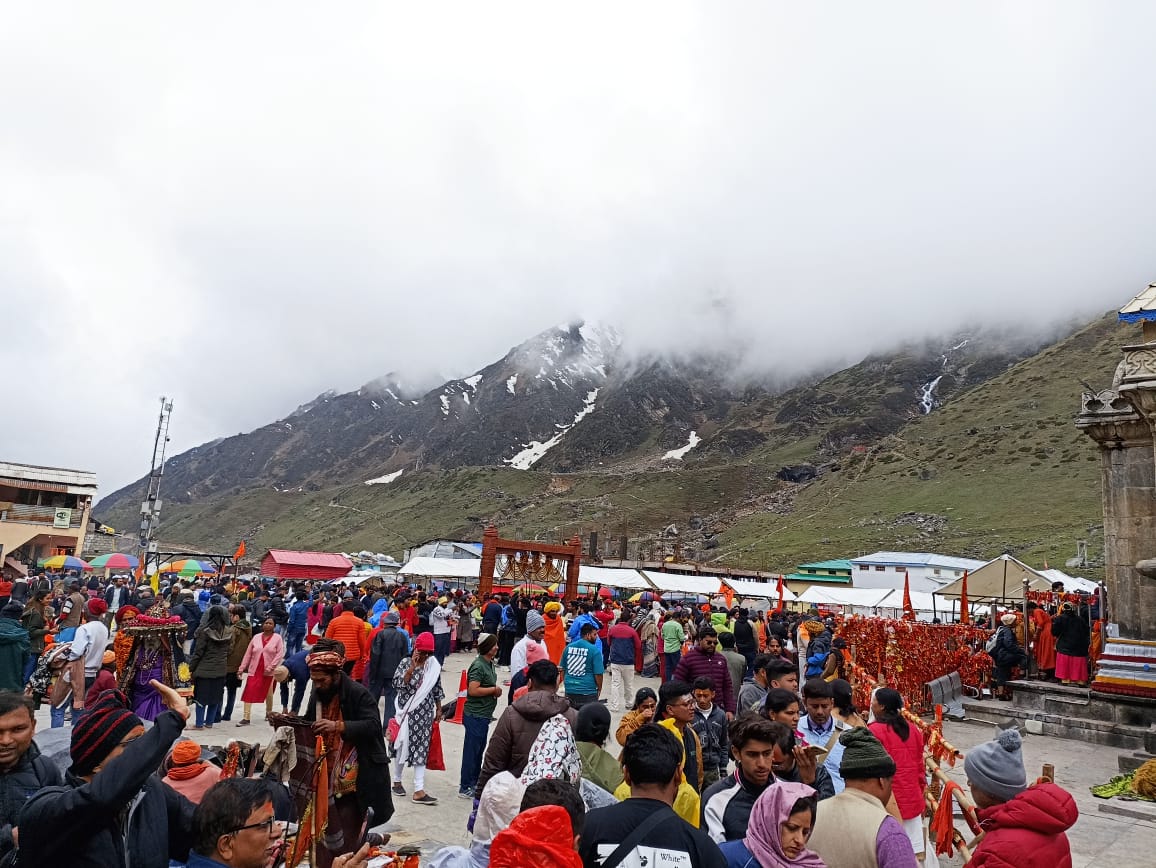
[1076,285,1156,699]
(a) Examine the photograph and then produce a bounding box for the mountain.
[95,313,1126,580]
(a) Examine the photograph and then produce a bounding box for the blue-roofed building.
[848,551,985,592]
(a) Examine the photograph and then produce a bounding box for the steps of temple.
[960,680,1156,752]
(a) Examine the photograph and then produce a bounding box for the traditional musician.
[303,638,394,868]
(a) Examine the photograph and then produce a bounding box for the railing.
[0,504,84,528]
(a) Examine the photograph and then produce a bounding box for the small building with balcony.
[0,461,98,567]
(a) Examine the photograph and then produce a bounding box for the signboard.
[52,508,72,528]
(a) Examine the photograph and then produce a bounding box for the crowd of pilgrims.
[0,571,1079,867]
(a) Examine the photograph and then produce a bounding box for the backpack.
[500,604,516,632]
[985,629,1000,654]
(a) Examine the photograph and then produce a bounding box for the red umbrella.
[597,587,614,599]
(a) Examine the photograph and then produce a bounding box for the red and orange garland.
[839,616,992,714]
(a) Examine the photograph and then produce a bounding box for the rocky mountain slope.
[96,313,1123,578]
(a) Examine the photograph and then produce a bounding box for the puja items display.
[839,617,992,713]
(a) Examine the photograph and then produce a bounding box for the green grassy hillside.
[139,314,1131,579]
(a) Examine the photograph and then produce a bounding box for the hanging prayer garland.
[840,616,992,714]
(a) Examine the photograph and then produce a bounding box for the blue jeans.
[434,632,451,665]
[50,705,66,728]
[279,676,308,714]
[285,630,306,656]
[459,714,491,795]
[195,703,221,727]
[664,651,682,682]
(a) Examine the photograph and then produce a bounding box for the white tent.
[722,577,798,603]
[398,557,482,581]
[640,571,724,596]
[936,555,1055,600]
[798,586,893,612]
[578,565,650,590]
[1039,569,1100,594]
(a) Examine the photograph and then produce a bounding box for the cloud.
[3,2,1155,494]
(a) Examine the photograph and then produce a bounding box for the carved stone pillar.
[1077,355,1156,641]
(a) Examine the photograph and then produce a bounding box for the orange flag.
[959,570,970,625]
[775,575,786,613]
[233,540,246,560]
[720,582,735,608]
[902,571,916,621]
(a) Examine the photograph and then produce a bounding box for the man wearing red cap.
[68,599,110,714]
[17,680,197,867]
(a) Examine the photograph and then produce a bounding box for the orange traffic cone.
[447,670,468,725]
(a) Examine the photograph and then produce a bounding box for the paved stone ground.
[35,650,1156,866]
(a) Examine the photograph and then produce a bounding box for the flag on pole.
[902,571,916,621]
[720,582,735,608]
[233,540,246,560]
[959,570,970,625]
[775,575,785,613]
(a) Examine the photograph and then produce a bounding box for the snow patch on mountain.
[364,469,404,485]
[439,395,450,417]
[663,431,701,460]
[506,388,600,470]
[506,374,518,394]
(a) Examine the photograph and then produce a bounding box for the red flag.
[959,570,970,625]
[902,571,916,621]
[775,575,785,613]
[233,540,246,560]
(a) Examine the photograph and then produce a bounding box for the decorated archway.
[478,525,582,598]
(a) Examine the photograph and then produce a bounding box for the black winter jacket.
[367,627,410,698]
[304,673,394,825]
[0,741,62,859]
[189,625,234,680]
[1051,612,1091,657]
[17,710,195,868]
[174,602,202,641]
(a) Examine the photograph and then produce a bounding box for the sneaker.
[392,783,406,796]
[457,790,474,800]
[412,793,438,805]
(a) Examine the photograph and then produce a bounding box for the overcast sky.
[4,2,1155,495]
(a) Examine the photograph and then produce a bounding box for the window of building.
[895,566,905,572]
[933,568,941,576]
[859,564,869,571]
[874,566,886,572]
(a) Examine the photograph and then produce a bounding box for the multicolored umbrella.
[628,590,661,603]
[38,555,91,571]
[512,583,550,595]
[548,582,596,596]
[89,552,140,571]
[161,558,218,577]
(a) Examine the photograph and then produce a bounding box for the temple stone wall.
[1098,441,1156,640]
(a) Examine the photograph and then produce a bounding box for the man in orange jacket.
[325,604,369,676]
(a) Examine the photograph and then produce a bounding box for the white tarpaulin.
[798,586,893,609]
[721,577,798,603]
[398,557,481,580]
[641,571,724,596]
[579,566,650,590]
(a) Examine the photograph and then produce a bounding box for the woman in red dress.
[236,616,285,725]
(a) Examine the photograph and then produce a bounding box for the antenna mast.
[139,397,174,580]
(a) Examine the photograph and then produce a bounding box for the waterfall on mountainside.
[919,375,943,414]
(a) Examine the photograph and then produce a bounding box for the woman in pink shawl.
[719,781,827,868]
